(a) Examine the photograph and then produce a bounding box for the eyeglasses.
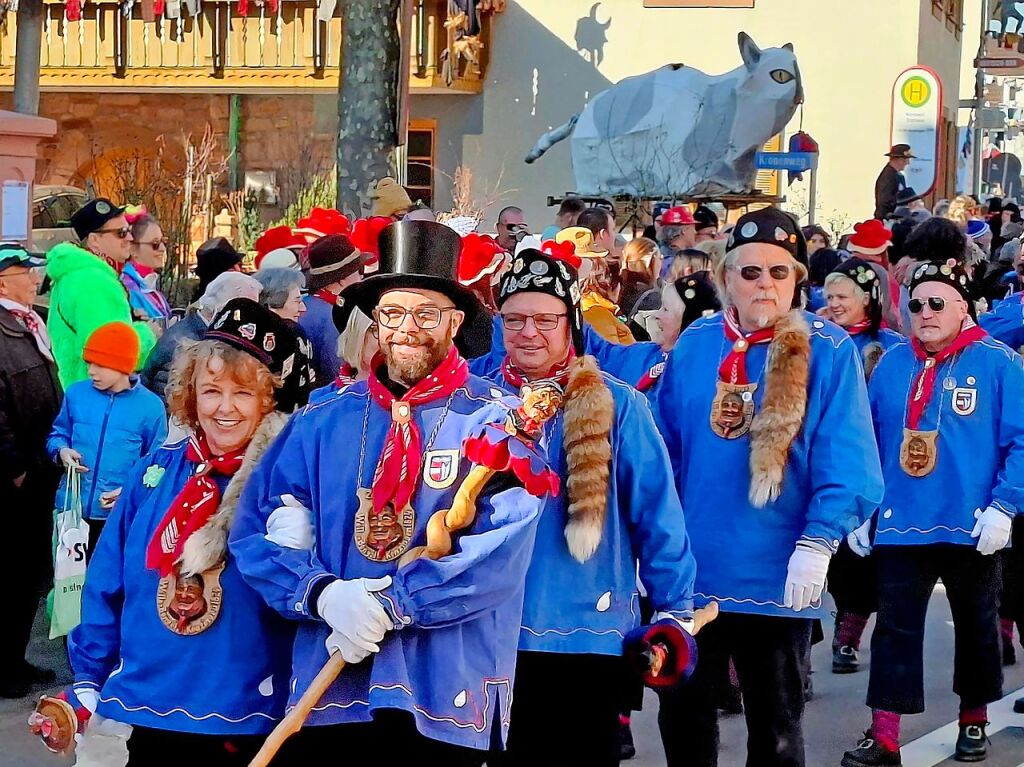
[96,226,131,239]
[375,305,457,330]
[137,239,167,249]
[908,296,961,314]
[500,312,567,332]
[730,264,794,281]
[1,266,43,278]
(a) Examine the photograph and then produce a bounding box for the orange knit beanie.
[83,322,139,374]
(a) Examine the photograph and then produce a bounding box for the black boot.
[1003,639,1016,666]
[954,723,988,762]
[618,718,636,761]
[833,644,860,674]
[841,733,902,767]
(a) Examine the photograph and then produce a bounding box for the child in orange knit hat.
[47,322,166,554]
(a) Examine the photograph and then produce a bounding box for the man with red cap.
[657,206,698,279]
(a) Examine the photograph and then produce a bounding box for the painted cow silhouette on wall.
[525,32,804,198]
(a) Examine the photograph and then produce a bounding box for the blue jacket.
[850,328,903,375]
[980,293,1024,351]
[299,294,341,386]
[654,312,884,618]
[230,377,547,750]
[869,335,1024,546]
[471,316,663,387]
[47,379,167,520]
[69,440,294,734]
[483,365,695,655]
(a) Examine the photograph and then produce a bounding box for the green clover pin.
[142,465,165,489]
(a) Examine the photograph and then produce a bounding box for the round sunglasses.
[908,296,962,314]
[729,264,794,281]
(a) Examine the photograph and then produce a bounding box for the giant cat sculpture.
[525,32,804,198]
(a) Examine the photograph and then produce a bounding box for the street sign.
[981,108,1007,130]
[754,151,818,172]
[890,66,943,197]
[975,56,1024,69]
[976,38,1024,77]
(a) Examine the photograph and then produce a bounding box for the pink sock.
[959,705,987,727]
[1001,618,1015,644]
[837,612,870,650]
[871,709,901,752]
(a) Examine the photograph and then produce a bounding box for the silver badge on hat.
[95,201,111,215]
[741,222,758,239]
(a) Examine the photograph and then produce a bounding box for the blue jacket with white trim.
[869,334,1024,546]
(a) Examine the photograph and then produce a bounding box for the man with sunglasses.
[653,207,883,767]
[842,260,1024,767]
[477,244,703,767]
[0,244,62,698]
[45,198,156,387]
[232,220,553,763]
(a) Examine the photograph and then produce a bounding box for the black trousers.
[127,727,278,766]
[868,544,1003,714]
[287,710,484,767]
[827,540,878,616]
[491,651,627,767]
[998,517,1024,628]
[86,518,106,563]
[657,612,812,767]
[0,472,55,682]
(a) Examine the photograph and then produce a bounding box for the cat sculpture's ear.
[738,31,762,71]
[783,42,794,52]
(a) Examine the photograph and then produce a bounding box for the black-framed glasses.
[730,264,793,281]
[96,226,131,239]
[908,296,958,314]
[375,305,457,330]
[500,312,567,332]
[137,238,167,249]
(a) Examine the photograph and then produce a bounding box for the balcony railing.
[0,0,494,93]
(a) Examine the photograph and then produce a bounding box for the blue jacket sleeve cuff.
[991,500,1017,517]
[299,572,335,619]
[373,585,413,631]
[799,534,840,554]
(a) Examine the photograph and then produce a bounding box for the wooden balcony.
[0,0,495,94]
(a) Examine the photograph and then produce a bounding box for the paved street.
[3,587,1023,767]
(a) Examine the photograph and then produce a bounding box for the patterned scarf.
[0,299,53,361]
[145,431,246,577]
[844,318,872,336]
[367,345,469,514]
[502,349,577,390]
[719,309,775,384]
[636,356,667,392]
[906,320,986,430]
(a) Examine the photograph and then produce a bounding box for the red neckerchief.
[501,349,577,390]
[314,289,338,306]
[335,362,357,389]
[637,355,668,392]
[367,346,469,514]
[719,309,774,384]
[145,432,245,577]
[906,320,987,429]
[845,319,872,336]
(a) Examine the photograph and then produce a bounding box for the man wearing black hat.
[693,205,720,245]
[231,220,554,761]
[299,233,366,383]
[46,198,156,386]
[191,237,244,302]
[653,207,884,767]
[0,244,62,697]
[874,144,915,220]
[476,244,705,766]
[842,260,1024,766]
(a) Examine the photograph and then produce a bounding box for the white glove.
[73,685,99,714]
[971,506,1013,556]
[265,495,315,550]
[783,543,831,612]
[653,610,695,635]
[317,577,393,664]
[847,520,873,558]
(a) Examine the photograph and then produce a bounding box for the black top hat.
[194,237,243,280]
[896,187,923,205]
[693,205,719,231]
[71,198,126,240]
[885,144,916,159]
[206,297,313,412]
[346,220,482,323]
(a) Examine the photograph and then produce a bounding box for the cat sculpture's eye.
[770,69,794,84]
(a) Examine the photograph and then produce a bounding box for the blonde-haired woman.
[945,194,977,227]
[581,257,635,345]
[619,236,662,316]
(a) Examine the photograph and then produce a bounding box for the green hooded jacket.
[46,242,157,388]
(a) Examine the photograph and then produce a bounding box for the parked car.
[32,185,87,253]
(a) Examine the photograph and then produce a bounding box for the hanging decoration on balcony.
[0,1,19,16]
[237,0,279,15]
[65,0,83,22]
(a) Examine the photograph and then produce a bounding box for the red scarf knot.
[637,356,668,392]
[718,309,774,385]
[906,321,986,430]
[501,349,577,391]
[335,362,357,389]
[314,289,338,306]
[844,319,872,336]
[367,346,469,514]
[145,432,245,577]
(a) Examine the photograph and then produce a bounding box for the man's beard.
[382,330,453,386]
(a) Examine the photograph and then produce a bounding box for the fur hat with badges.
[909,258,976,319]
[205,297,313,412]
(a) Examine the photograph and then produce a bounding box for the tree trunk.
[14,0,44,115]
[336,0,402,218]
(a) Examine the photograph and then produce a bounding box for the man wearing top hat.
[478,243,706,766]
[46,198,157,387]
[874,144,915,221]
[231,220,553,761]
[653,207,884,767]
[299,233,367,384]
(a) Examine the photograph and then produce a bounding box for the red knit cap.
[83,322,140,374]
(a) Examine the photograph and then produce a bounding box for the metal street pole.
[973,0,990,197]
[13,0,43,115]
